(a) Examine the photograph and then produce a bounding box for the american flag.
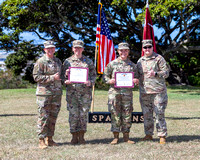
[96,3,116,74]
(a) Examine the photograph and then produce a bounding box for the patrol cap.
[43,40,55,48]
[72,40,84,48]
[142,39,153,47]
[118,42,130,50]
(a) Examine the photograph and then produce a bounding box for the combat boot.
[79,130,86,144]
[140,135,153,141]
[110,132,119,145]
[160,136,166,144]
[123,132,135,144]
[39,138,48,149]
[71,132,79,145]
[45,136,59,146]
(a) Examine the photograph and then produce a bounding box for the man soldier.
[62,40,96,145]
[104,42,139,145]
[33,40,62,149]
[137,39,169,144]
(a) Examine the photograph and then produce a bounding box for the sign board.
[88,112,143,123]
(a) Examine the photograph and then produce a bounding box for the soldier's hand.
[84,81,91,86]
[133,78,139,85]
[109,79,115,84]
[65,80,71,84]
[65,69,70,77]
[147,69,155,78]
[54,72,61,81]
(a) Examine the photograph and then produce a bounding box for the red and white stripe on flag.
[96,24,100,45]
[97,34,116,74]
[96,3,116,74]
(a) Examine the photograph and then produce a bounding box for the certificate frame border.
[68,67,89,83]
[114,72,134,88]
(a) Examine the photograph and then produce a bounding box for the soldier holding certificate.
[62,40,96,145]
[104,42,139,145]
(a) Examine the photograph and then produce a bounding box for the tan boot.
[123,132,135,144]
[71,132,79,145]
[79,130,86,145]
[45,136,59,146]
[160,136,166,144]
[110,132,119,145]
[39,138,48,149]
[140,135,153,141]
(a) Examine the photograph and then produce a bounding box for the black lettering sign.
[88,112,143,123]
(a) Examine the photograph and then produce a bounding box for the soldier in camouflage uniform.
[137,39,169,144]
[33,40,62,149]
[62,40,96,145]
[104,42,139,145]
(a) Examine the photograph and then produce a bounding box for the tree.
[0,0,146,60]
[5,41,41,83]
[0,0,199,85]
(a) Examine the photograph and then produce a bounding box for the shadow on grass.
[170,90,200,95]
[0,114,37,117]
[58,135,200,145]
[58,141,71,146]
[86,138,140,144]
[168,85,200,95]
[58,138,142,145]
[189,92,200,95]
[168,85,200,90]
[167,135,200,142]
[86,136,200,144]
[58,138,114,145]
[166,116,200,120]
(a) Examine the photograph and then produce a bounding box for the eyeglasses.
[143,46,152,49]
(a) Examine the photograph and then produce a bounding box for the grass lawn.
[0,86,200,159]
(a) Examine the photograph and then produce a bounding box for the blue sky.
[20,32,46,44]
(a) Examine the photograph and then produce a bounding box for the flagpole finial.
[146,0,149,8]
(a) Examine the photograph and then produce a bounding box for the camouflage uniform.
[33,54,62,139]
[104,57,138,133]
[137,51,169,137]
[62,55,96,133]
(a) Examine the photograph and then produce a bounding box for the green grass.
[0,86,200,159]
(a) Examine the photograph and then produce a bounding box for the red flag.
[96,2,116,74]
[142,3,157,56]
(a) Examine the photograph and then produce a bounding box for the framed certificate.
[69,67,88,83]
[114,72,134,88]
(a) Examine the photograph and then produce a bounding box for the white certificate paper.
[115,72,134,88]
[69,67,88,83]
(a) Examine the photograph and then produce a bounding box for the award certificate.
[114,72,134,88]
[69,67,88,83]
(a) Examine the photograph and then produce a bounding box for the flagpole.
[91,46,98,113]
[91,0,101,113]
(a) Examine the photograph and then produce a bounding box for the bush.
[188,72,200,86]
[95,75,109,90]
[0,70,33,89]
